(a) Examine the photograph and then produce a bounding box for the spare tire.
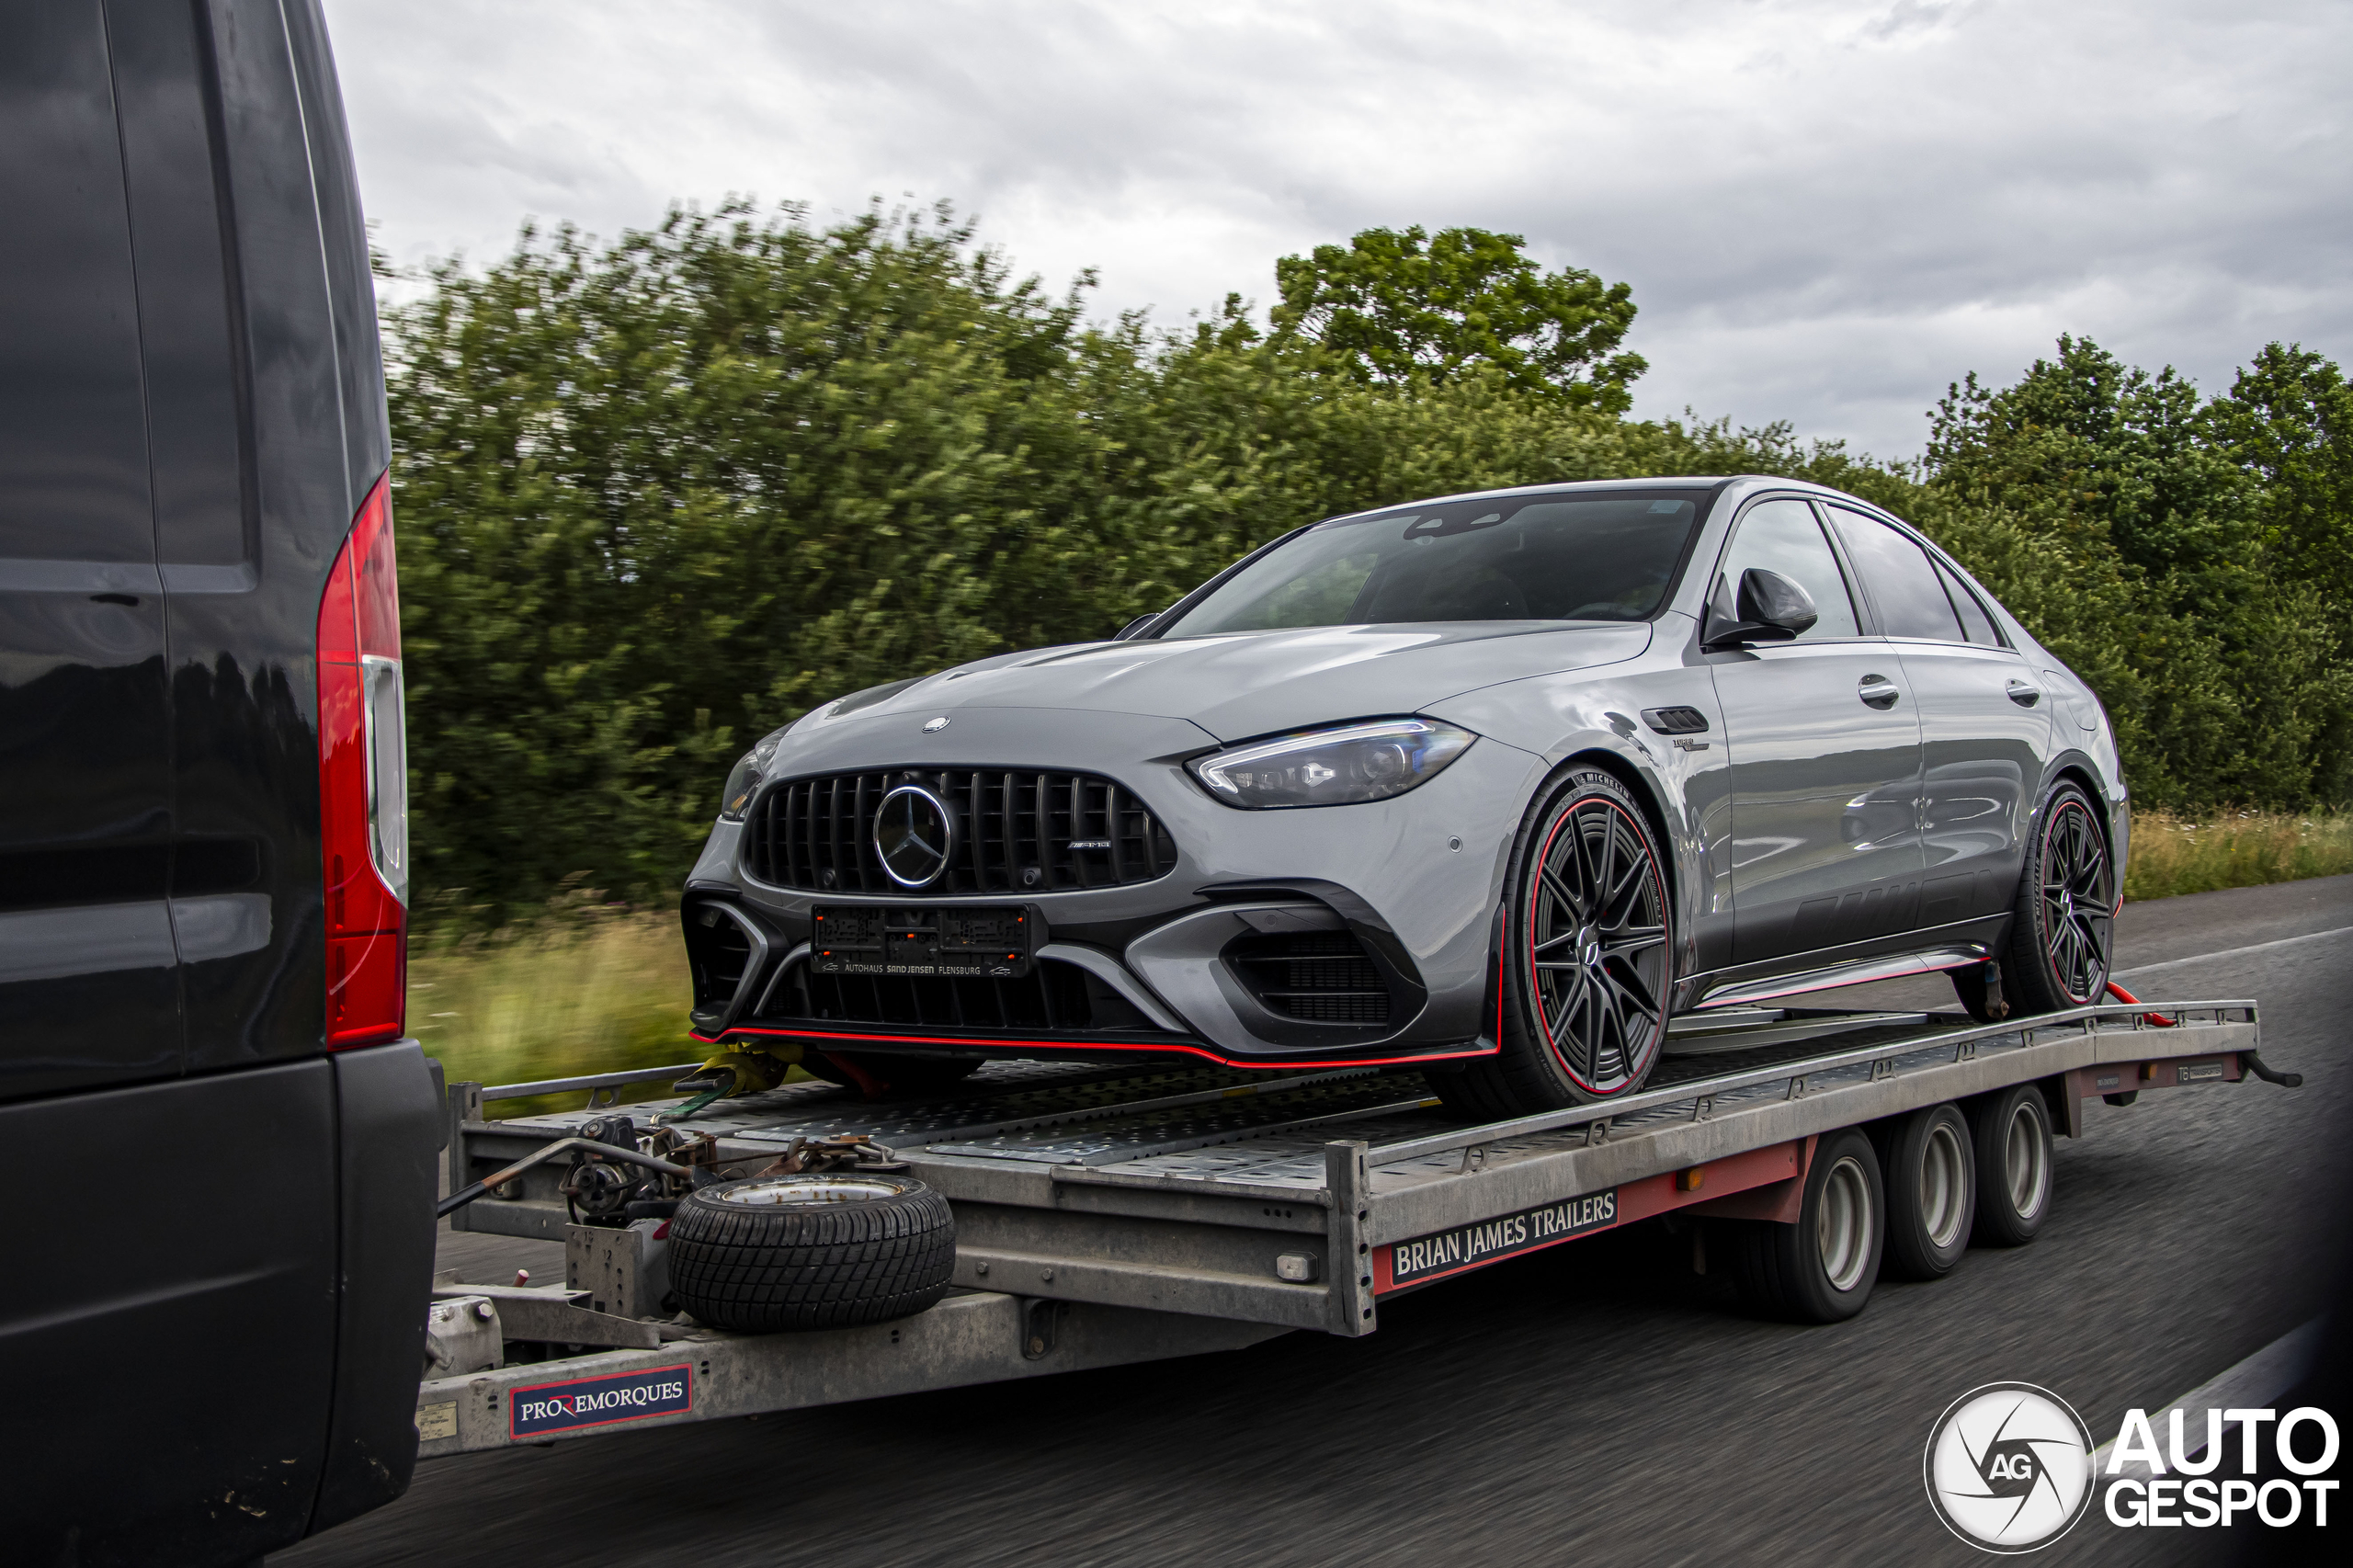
[666,1174,956,1332]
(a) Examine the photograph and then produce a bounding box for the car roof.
[1319,473,1877,524]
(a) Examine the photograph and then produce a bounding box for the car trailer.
[420,997,2292,1458]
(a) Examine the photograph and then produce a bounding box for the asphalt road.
[284,875,2353,1568]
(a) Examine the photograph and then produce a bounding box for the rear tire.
[1961,782,2114,1021]
[1728,1127,1884,1324]
[1447,768,1672,1118]
[1969,1085,2054,1247]
[666,1173,956,1332]
[1880,1105,1975,1280]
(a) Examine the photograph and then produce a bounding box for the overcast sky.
[324,0,2349,460]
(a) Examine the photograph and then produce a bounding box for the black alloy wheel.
[1435,768,1672,1119]
[1526,784,1671,1091]
[2033,790,2115,1004]
[1961,781,2115,1022]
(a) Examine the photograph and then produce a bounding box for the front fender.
[1424,638,1731,996]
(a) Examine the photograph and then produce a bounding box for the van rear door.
[0,0,182,1097]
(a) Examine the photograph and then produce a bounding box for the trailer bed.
[424,999,2268,1457]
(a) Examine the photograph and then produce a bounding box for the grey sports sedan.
[681,477,2126,1117]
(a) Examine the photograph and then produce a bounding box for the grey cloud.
[325,0,2349,459]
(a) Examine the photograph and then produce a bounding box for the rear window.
[1160,493,1708,638]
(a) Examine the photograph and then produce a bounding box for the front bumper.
[681,706,1546,1067]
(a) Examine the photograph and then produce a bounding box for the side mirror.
[1702,568,1819,651]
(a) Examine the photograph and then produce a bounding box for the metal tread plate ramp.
[426,1000,2266,1457]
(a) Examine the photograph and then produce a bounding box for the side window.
[0,2,153,564]
[1935,560,2003,646]
[1825,506,1963,642]
[1715,498,1859,639]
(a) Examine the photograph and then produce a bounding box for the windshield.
[1157,492,1709,639]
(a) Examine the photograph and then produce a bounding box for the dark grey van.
[2,1,437,1559]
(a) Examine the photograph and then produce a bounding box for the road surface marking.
[2112,924,2353,980]
[2092,1317,2325,1482]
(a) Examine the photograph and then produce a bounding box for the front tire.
[1438,768,1672,1120]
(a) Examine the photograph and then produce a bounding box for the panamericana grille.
[1231,931,1392,1025]
[745,769,1179,895]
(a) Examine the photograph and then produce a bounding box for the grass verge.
[409,907,707,1111]
[2122,809,2353,902]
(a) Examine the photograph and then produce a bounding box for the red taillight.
[318,472,409,1049]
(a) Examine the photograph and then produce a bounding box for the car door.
[0,2,180,1098]
[1707,498,1926,966]
[1824,506,2050,934]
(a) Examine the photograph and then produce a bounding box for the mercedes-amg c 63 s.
[680,476,2127,1118]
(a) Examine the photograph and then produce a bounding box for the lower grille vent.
[762,962,1097,1033]
[1231,931,1391,1024]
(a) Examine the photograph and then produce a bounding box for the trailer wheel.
[1881,1105,1975,1280]
[1728,1128,1884,1324]
[666,1174,956,1332]
[1969,1085,2053,1247]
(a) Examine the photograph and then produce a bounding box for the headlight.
[719,733,785,821]
[1189,719,1476,809]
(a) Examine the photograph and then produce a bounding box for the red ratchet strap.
[2104,981,2176,1028]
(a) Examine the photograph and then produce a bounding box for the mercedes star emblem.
[874,784,955,887]
[922,716,950,733]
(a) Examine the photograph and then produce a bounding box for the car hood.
[801,621,1654,744]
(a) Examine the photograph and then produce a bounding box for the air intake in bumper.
[1229,930,1392,1024]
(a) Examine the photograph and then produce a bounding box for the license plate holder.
[812,903,1036,979]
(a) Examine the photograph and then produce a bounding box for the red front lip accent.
[699,1023,1501,1072]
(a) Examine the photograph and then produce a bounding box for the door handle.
[2006,678,2042,707]
[1858,675,1900,710]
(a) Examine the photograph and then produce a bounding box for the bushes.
[386,206,2352,922]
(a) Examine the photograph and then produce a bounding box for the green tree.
[1923,335,2349,809]
[1269,226,1645,412]
[2207,342,2353,607]
[384,210,2351,922]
